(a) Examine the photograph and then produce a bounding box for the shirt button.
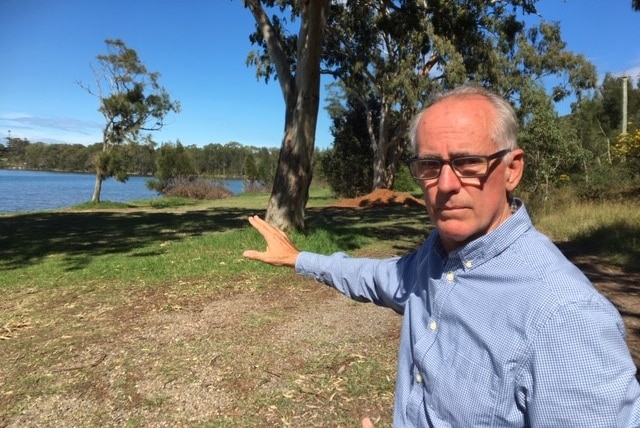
[416,373,423,383]
[465,260,473,269]
[429,320,437,331]
[446,272,454,281]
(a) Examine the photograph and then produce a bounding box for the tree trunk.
[266,120,311,232]
[263,0,329,232]
[370,101,401,190]
[371,146,390,189]
[92,173,103,203]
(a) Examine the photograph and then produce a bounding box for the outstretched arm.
[242,215,300,267]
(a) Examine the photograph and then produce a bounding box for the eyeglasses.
[408,149,510,180]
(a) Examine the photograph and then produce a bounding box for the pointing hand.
[243,215,300,267]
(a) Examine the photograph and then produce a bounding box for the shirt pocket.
[429,350,499,426]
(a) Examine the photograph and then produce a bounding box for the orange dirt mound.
[330,189,425,209]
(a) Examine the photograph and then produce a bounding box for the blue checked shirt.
[295,201,640,427]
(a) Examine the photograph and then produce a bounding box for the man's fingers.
[247,215,275,235]
[361,417,374,428]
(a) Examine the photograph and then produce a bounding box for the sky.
[1,0,639,150]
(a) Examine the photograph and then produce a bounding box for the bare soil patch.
[329,189,425,209]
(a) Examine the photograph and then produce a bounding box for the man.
[243,86,640,427]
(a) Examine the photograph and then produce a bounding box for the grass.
[1,188,638,427]
[528,197,640,271]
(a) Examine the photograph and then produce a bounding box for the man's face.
[414,95,524,252]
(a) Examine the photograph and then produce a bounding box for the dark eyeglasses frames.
[408,149,511,180]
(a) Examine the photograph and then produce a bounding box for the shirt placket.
[406,257,461,424]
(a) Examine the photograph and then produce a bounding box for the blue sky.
[1,0,639,150]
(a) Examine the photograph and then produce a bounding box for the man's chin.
[436,221,477,247]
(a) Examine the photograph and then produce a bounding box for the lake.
[0,169,245,214]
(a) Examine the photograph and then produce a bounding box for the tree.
[518,84,583,201]
[322,91,375,197]
[148,141,197,193]
[570,74,640,182]
[79,39,180,203]
[322,1,596,192]
[614,128,640,177]
[243,152,259,182]
[244,0,330,232]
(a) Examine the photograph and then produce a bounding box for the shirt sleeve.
[518,297,640,427]
[294,251,418,314]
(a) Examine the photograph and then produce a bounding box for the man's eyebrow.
[416,151,473,159]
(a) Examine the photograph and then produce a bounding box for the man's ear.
[505,148,525,192]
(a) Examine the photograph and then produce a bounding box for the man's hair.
[409,85,519,154]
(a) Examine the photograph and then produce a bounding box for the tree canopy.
[245,0,598,229]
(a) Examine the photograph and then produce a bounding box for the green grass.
[2,190,638,290]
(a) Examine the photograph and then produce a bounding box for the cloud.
[0,113,102,144]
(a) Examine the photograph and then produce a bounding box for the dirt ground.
[1,189,638,427]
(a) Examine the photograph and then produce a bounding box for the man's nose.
[437,163,462,191]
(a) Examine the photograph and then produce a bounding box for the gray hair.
[409,85,519,155]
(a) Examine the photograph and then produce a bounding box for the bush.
[393,164,420,193]
[162,177,233,200]
[575,163,636,202]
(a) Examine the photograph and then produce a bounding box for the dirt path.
[572,255,640,375]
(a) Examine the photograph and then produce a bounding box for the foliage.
[569,75,640,195]
[147,141,197,193]
[572,162,636,201]
[518,84,585,201]
[614,128,640,176]
[393,164,420,193]
[321,0,596,194]
[162,177,234,200]
[0,137,280,186]
[242,149,274,191]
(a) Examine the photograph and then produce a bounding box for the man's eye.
[455,157,483,167]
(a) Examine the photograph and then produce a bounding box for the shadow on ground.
[0,208,258,271]
[0,204,430,272]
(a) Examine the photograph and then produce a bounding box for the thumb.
[242,249,261,260]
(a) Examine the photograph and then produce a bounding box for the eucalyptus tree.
[244,0,330,232]
[79,39,180,203]
[322,0,597,191]
[242,0,596,228]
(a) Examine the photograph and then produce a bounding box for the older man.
[243,86,640,427]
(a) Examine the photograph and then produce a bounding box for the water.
[0,169,244,214]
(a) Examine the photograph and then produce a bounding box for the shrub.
[162,177,233,200]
